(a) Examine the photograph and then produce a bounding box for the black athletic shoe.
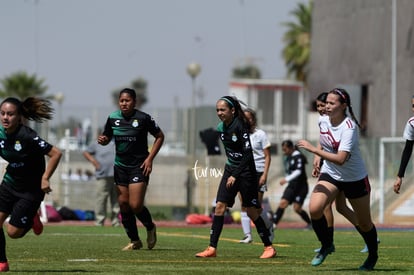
[359,254,378,271]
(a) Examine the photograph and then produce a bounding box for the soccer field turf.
[5,224,414,274]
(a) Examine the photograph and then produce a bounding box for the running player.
[394,95,414,194]
[195,96,276,259]
[0,97,62,272]
[98,88,164,250]
[272,140,312,228]
[297,88,378,271]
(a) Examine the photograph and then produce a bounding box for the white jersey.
[319,116,367,181]
[403,116,414,140]
[249,128,271,172]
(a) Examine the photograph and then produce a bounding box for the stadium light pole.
[54,92,65,140]
[186,62,201,214]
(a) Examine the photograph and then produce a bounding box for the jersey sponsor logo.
[9,162,24,168]
[132,119,139,127]
[115,119,120,126]
[14,141,22,151]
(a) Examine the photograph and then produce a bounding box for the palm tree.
[281,1,312,85]
[0,71,48,99]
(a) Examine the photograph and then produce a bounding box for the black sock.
[121,211,139,241]
[357,225,378,257]
[298,210,311,225]
[273,207,285,225]
[253,216,272,246]
[0,228,6,262]
[209,215,224,248]
[311,215,333,248]
[135,206,154,230]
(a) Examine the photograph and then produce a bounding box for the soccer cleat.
[239,235,252,244]
[195,246,216,257]
[0,262,9,272]
[122,240,143,251]
[32,212,43,235]
[359,254,378,271]
[147,224,157,249]
[260,245,277,259]
[314,245,335,253]
[311,244,335,266]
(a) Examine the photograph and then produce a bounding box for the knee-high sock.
[357,225,378,256]
[135,206,154,230]
[273,207,285,225]
[209,215,224,248]
[253,216,272,246]
[240,211,251,236]
[298,210,311,225]
[0,228,6,262]
[121,211,139,241]
[311,215,333,248]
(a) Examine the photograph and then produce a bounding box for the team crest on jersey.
[132,119,139,128]
[231,133,237,142]
[14,141,22,151]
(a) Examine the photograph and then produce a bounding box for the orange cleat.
[195,246,216,258]
[260,245,277,259]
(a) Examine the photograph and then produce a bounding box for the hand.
[296,139,315,153]
[311,167,320,178]
[97,135,109,145]
[394,177,402,194]
[279,178,287,186]
[226,176,236,189]
[41,178,52,194]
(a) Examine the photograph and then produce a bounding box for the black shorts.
[216,167,259,208]
[319,173,370,199]
[114,165,149,186]
[281,184,309,205]
[0,184,41,229]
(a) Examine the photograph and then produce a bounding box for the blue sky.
[0,0,306,114]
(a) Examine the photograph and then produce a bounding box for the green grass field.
[5,224,414,274]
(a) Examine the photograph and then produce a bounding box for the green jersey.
[102,109,162,168]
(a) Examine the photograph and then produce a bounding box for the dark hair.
[243,108,257,132]
[1,97,54,122]
[119,88,136,101]
[329,88,361,128]
[218,95,251,128]
[316,92,328,103]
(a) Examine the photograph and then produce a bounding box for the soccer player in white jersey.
[297,88,378,271]
[394,96,414,194]
[238,108,273,244]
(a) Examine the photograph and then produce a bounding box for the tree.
[111,77,148,109]
[281,1,312,85]
[232,64,261,79]
[0,71,48,99]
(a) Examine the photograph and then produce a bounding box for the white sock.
[241,211,251,237]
